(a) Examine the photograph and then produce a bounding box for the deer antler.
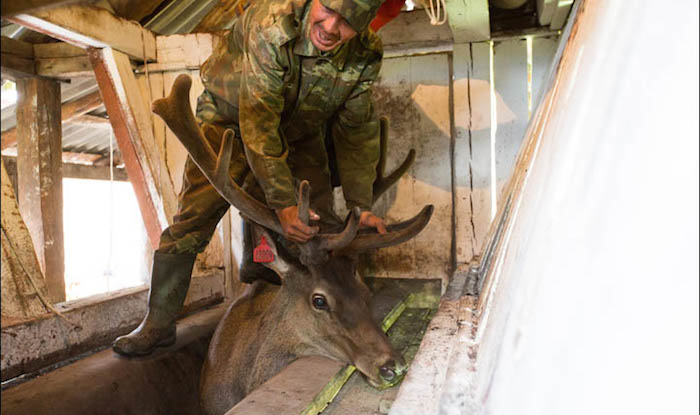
[373,116,416,203]
[152,75,284,235]
[340,205,434,254]
[152,74,361,264]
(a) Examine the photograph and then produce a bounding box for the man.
[113,0,388,356]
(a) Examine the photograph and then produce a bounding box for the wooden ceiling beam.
[1,36,36,80]
[88,46,167,249]
[1,90,103,150]
[35,55,92,78]
[1,0,89,17]
[192,0,244,33]
[7,5,157,62]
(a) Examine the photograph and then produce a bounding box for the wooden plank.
[106,0,163,22]
[192,0,245,33]
[536,0,557,26]
[33,40,85,58]
[1,159,51,325]
[61,90,103,121]
[550,0,574,30]
[68,113,111,126]
[8,5,157,62]
[1,36,35,59]
[493,39,528,203]
[3,155,126,181]
[1,53,36,79]
[1,90,103,150]
[444,0,490,42]
[62,162,128,180]
[35,55,92,78]
[88,47,166,249]
[454,43,494,263]
[369,54,452,286]
[2,278,225,384]
[156,33,215,67]
[379,10,453,54]
[2,0,85,17]
[16,77,65,304]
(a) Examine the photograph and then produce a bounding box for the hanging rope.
[105,127,115,293]
[1,226,75,327]
[422,0,448,25]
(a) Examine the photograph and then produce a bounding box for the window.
[63,178,149,301]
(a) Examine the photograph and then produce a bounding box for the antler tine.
[340,205,433,254]
[317,207,361,251]
[297,180,310,225]
[152,74,283,235]
[372,117,416,203]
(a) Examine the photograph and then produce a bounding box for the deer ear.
[250,224,294,280]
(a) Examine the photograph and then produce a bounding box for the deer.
[152,74,433,415]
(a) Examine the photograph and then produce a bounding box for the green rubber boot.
[113,251,197,357]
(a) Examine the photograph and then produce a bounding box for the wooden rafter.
[192,0,246,33]
[1,0,89,17]
[88,47,167,249]
[1,90,103,150]
[7,5,157,62]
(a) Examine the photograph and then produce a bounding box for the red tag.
[253,235,274,263]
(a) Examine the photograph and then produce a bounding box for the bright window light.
[1,80,17,110]
[63,178,149,301]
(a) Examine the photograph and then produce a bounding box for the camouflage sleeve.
[331,57,382,211]
[238,22,297,210]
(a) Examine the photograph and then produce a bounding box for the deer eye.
[311,294,328,310]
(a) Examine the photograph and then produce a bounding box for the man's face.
[308,0,358,52]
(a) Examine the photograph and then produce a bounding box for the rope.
[105,127,114,293]
[1,226,75,327]
[423,0,448,25]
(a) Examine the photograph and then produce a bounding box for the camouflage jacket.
[200,0,383,211]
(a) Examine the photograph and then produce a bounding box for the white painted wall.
[473,1,699,414]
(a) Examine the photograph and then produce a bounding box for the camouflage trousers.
[158,90,338,254]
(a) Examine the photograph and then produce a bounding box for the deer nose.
[379,360,401,382]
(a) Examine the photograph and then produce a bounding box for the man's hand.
[275,206,320,243]
[359,211,387,234]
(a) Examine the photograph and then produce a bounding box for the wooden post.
[88,47,167,249]
[16,77,66,303]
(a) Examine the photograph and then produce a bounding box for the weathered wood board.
[359,53,453,287]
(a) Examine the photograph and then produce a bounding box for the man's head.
[308,0,382,52]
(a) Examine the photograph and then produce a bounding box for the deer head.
[153,74,433,391]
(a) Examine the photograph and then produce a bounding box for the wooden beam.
[107,0,163,22]
[550,0,574,30]
[379,10,453,54]
[16,77,65,304]
[88,47,166,249]
[444,0,490,42]
[536,0,557,26]
[3,155,127,181]
[33,41,85,58]
[0,53,36,79]
[2,0,88,17]
[62,161,128,180]
[36,55,92,78]
[1,90,103,150]
[69,113,110,126]
[7,5,157,62]
[1,159,51,324]
[192,0,244,33]
[1,36,35,59]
